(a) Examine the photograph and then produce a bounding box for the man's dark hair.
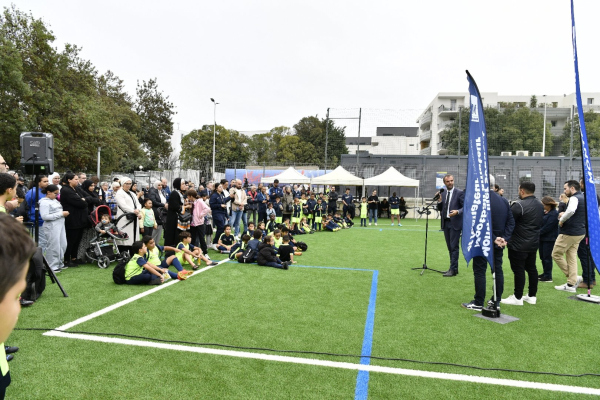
[253,229,262,239]
[281,226,289,233]
[565,180,581,192]
[0,214,36,301]
[494,184,500,191]
[16,187,25,199]
[273,229,281,235]
[520,181,536,194]
[179,231,192,240]
[132,241,144,255]
[0,173,16,195]
[274,179,279,184]
[220,179,228,185]
[142,235,153,245]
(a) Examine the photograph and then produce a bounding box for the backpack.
[239,247,256,263]
[113,257,128,284]
[21,247,46,301]
[296,242,308,252]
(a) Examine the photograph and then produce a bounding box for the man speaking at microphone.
[436,174,464,277]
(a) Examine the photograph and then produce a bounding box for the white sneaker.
[501,294,523,306]
[522,294,537,304]
[554,283,576,293]
[375,223,377,226]
[391,223,394,226]
[575,275,583,287]
[369,223,372,226]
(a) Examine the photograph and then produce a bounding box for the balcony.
[419,112,432,127]
[419,146,432,155]
[419,130,432,141]
[438,104,459,116]
[437,142,448,155]
[437,121,455,131]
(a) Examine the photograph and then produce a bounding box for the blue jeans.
[369,209,378,223]
[231,209,244,236]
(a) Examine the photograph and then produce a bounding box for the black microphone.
[434,188,445,201]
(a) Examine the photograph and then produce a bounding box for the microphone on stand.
[434,188,445,201]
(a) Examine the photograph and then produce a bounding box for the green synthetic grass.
[8,218,600,399]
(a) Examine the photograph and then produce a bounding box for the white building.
[346,127,419,156]
[417,92,600,155]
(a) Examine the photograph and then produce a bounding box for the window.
[519,170,532,184]
[551,120,557,127]
[588,98,594,105]
[542,170,556,197]
[450,99,457,111]
[552,102,558,108]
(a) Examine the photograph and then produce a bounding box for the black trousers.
[508,248,538,298]
[578,238,597,283]
[443,223,461,272]
[65,227,84,261]
[538,241,554,279]
[343,206,355,219]
[472,247,504,306]
[258,211,267,225]
[191,225,208,254]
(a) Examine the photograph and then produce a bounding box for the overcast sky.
[6,0,600,136]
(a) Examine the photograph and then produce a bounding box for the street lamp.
[210,98,219,180]
[542,95,547,156]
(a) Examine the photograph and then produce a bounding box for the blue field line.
[355,270,378,400]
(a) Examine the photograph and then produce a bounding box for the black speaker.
[20,132,54,175]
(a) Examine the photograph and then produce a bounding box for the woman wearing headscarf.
[163,178,188,247]
[115,177,142,254]
[60,172,89,266]
[76,179,101,261]
[146,180,168,243]
[49,172,62,190]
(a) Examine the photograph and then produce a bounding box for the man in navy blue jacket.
[436,174,464,277]
[462,176,515,310]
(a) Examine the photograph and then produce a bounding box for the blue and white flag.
[462,71,494,270]
[571,0,600,273]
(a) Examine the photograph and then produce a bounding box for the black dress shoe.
[19,298,34,307]
[6,354,14,362]
[4,346,18,354]
[443,269,457,277]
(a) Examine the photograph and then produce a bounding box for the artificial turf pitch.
[8,218,600,399]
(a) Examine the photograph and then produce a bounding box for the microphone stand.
[412,195,445,275]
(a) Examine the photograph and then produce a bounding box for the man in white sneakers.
[552,180,586,293]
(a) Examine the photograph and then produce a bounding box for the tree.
[246,126,291,164]
[179,125,249,170]
[276,136,319,164]
[440,106,553,156]
[293,116,348,167]
[530,95,538,108]
[134,78,176,169]
[561,111,600,157]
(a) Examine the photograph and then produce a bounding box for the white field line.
[43,331,600,396]
[53,259,227,331]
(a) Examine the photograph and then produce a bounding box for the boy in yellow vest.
[125,241,169,285]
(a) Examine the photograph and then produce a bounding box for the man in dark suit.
[436,174,464,277]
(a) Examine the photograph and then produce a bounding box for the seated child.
[178,231,218,269]
[272,229,282,249]
[95,213,123,238]
[142,235,193,280]
[280,226,302,255]
[344,213,354,228]
[324,214,341,232]
[277,235,297,265]
[256,222,267,238]
[257,235,289,270]
[125,241,169,285]
[246,229,263,262]
[300,217,314,234]
[265,214,277,235]
[243,222,255,238]
[217,224,237,254]
[333,212,347,228]
[229,234,251,260]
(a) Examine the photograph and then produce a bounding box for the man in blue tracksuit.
[257,187,268,224]
[269,179,283,204]
[341,188,354,219]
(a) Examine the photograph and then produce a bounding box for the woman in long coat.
[116,177,142,253]
[60,172,89,266]
[146,180,167,243]
[77,179,101,261]
[163,178,188,247]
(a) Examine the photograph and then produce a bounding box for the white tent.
[310,166,363,186]
[260,167,311,184]
[363,167,420,220]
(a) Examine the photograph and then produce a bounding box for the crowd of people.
[434,173,597,311]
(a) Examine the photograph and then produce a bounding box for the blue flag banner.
[571,0,600,273]
[462,71,494,270]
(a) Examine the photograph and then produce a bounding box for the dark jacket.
[163,190,183,246]
[489,191,515,248]
[257,242,278,265]
[246,190,259,211]
[437,188,465,230]
[81,180,100,216]
[509,195,545,252]
[209,191,233,216]
[60,185,89,229]
[146,187,166,225]
[539,208,559,242]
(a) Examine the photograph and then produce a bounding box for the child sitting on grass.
[265,214,277,235]
[140,198,158,239]
[344,213,354,228]
[257,235,289,270]
[277,235,297,265]
[217,224,237,254]
[142,235,193,280]
[229,234,251,261]
[246,229,263,262]
[178,231,218,269]
[300,217,314,234]
[323,214,341,232]
[272,229,282,249]
[0,213,37,398]
[256,221,267,238]
[280,226,302,256]
[242,222,255,238]
[125,241,169,285]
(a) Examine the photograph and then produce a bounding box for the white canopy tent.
[310,166,364,186]
[260,167,311,184]
[363,167,420,220]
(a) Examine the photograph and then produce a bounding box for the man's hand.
[63,211,70,217]
[559,221,564,228]
[449,210,459,217]
[165,203,169,210]
[558,212,564,219]
[494,237,507,248]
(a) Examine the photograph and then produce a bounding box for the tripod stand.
[27,155,68,297]
[412,196,445,275]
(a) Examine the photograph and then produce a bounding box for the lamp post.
[542,95,547,155]
[210,98,219,180]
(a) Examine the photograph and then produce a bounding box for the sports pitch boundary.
[42,260,600,397]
